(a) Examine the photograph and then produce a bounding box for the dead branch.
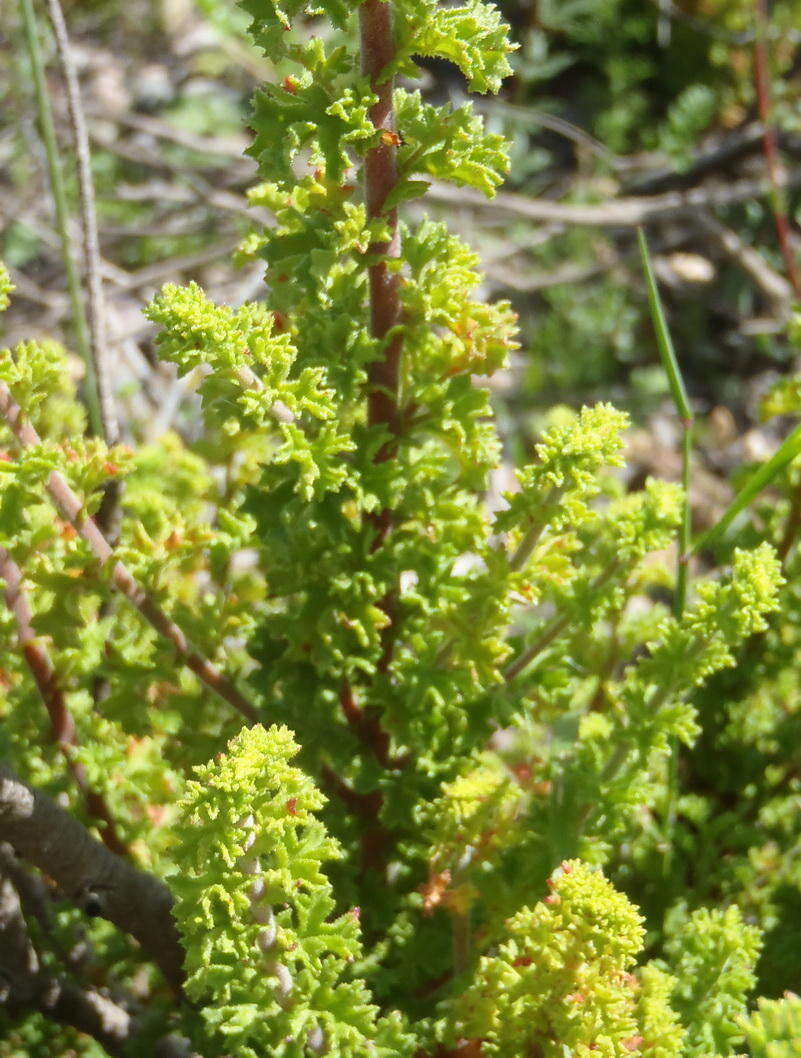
[428,167,801,228]
[0,770,184,990]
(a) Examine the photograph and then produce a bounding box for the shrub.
[0,1,799,1056]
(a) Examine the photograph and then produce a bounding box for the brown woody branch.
[0,856,136,1056]
[0,549,128,857]
[0,843,193,1056]
[0,767,184,990]
[0,382,258,723]
[697,213,793,308]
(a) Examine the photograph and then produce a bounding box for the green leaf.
[395,90,509,197]
[638,227,691,422]
[396,0,517,94]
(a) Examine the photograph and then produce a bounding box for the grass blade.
[17,0,101,434]
[638,226,695,884]
[693,421,801,553]
[638,226,693,616]
[638,228,692,420]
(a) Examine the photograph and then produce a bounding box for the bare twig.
[0,845,196,1055]
[0,383,259,723]
[627,120,766,195]
[484,255,614,293]
[475,98,617,165]
[0,858,135,1056]
[427,167,801,228]
[0,841,192,1056]
[89,106,249,161]
[45,0,118,446]
[697,213,793,308]
[111,238,243,292]
[645,0,801,45]
[89,121,253,181]
[0,843,55,939]
[0,852,39,1007]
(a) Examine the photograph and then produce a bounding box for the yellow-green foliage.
[172,724,413,1057]
[744,994,801,1058]
[446,861,657,1057]
[0,0,799,1052]
[0,261,13,311]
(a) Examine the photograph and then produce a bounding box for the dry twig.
[0,769,183,989]
[45,0,119,445]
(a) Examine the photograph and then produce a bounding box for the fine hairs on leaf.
[2,0,801,1056]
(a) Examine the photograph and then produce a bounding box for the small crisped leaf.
[0,261,13,311]
[743,993,801,1058]
[445,861,650,1057]
[396,0,516,94]
[395,90,509,197]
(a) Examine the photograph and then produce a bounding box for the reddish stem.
[339,679,407,769]
[754,0,801,297]
[320,762,383,820]
[1,549,128,856]
[320,762,390,871]
[360,0,403,435]
[339,0,406,787]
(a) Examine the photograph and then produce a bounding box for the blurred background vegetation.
[2,0,801,519]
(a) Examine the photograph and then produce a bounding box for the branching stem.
[0,383,258,723]
[504,561,620,683]
[0,860,135,1057]
[0,767,184,989]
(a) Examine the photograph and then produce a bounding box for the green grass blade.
[693,421,801,553]
[638,228,692,422]
[638,225,693,616]
[638,226,695,884]
[17,0,101,434]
